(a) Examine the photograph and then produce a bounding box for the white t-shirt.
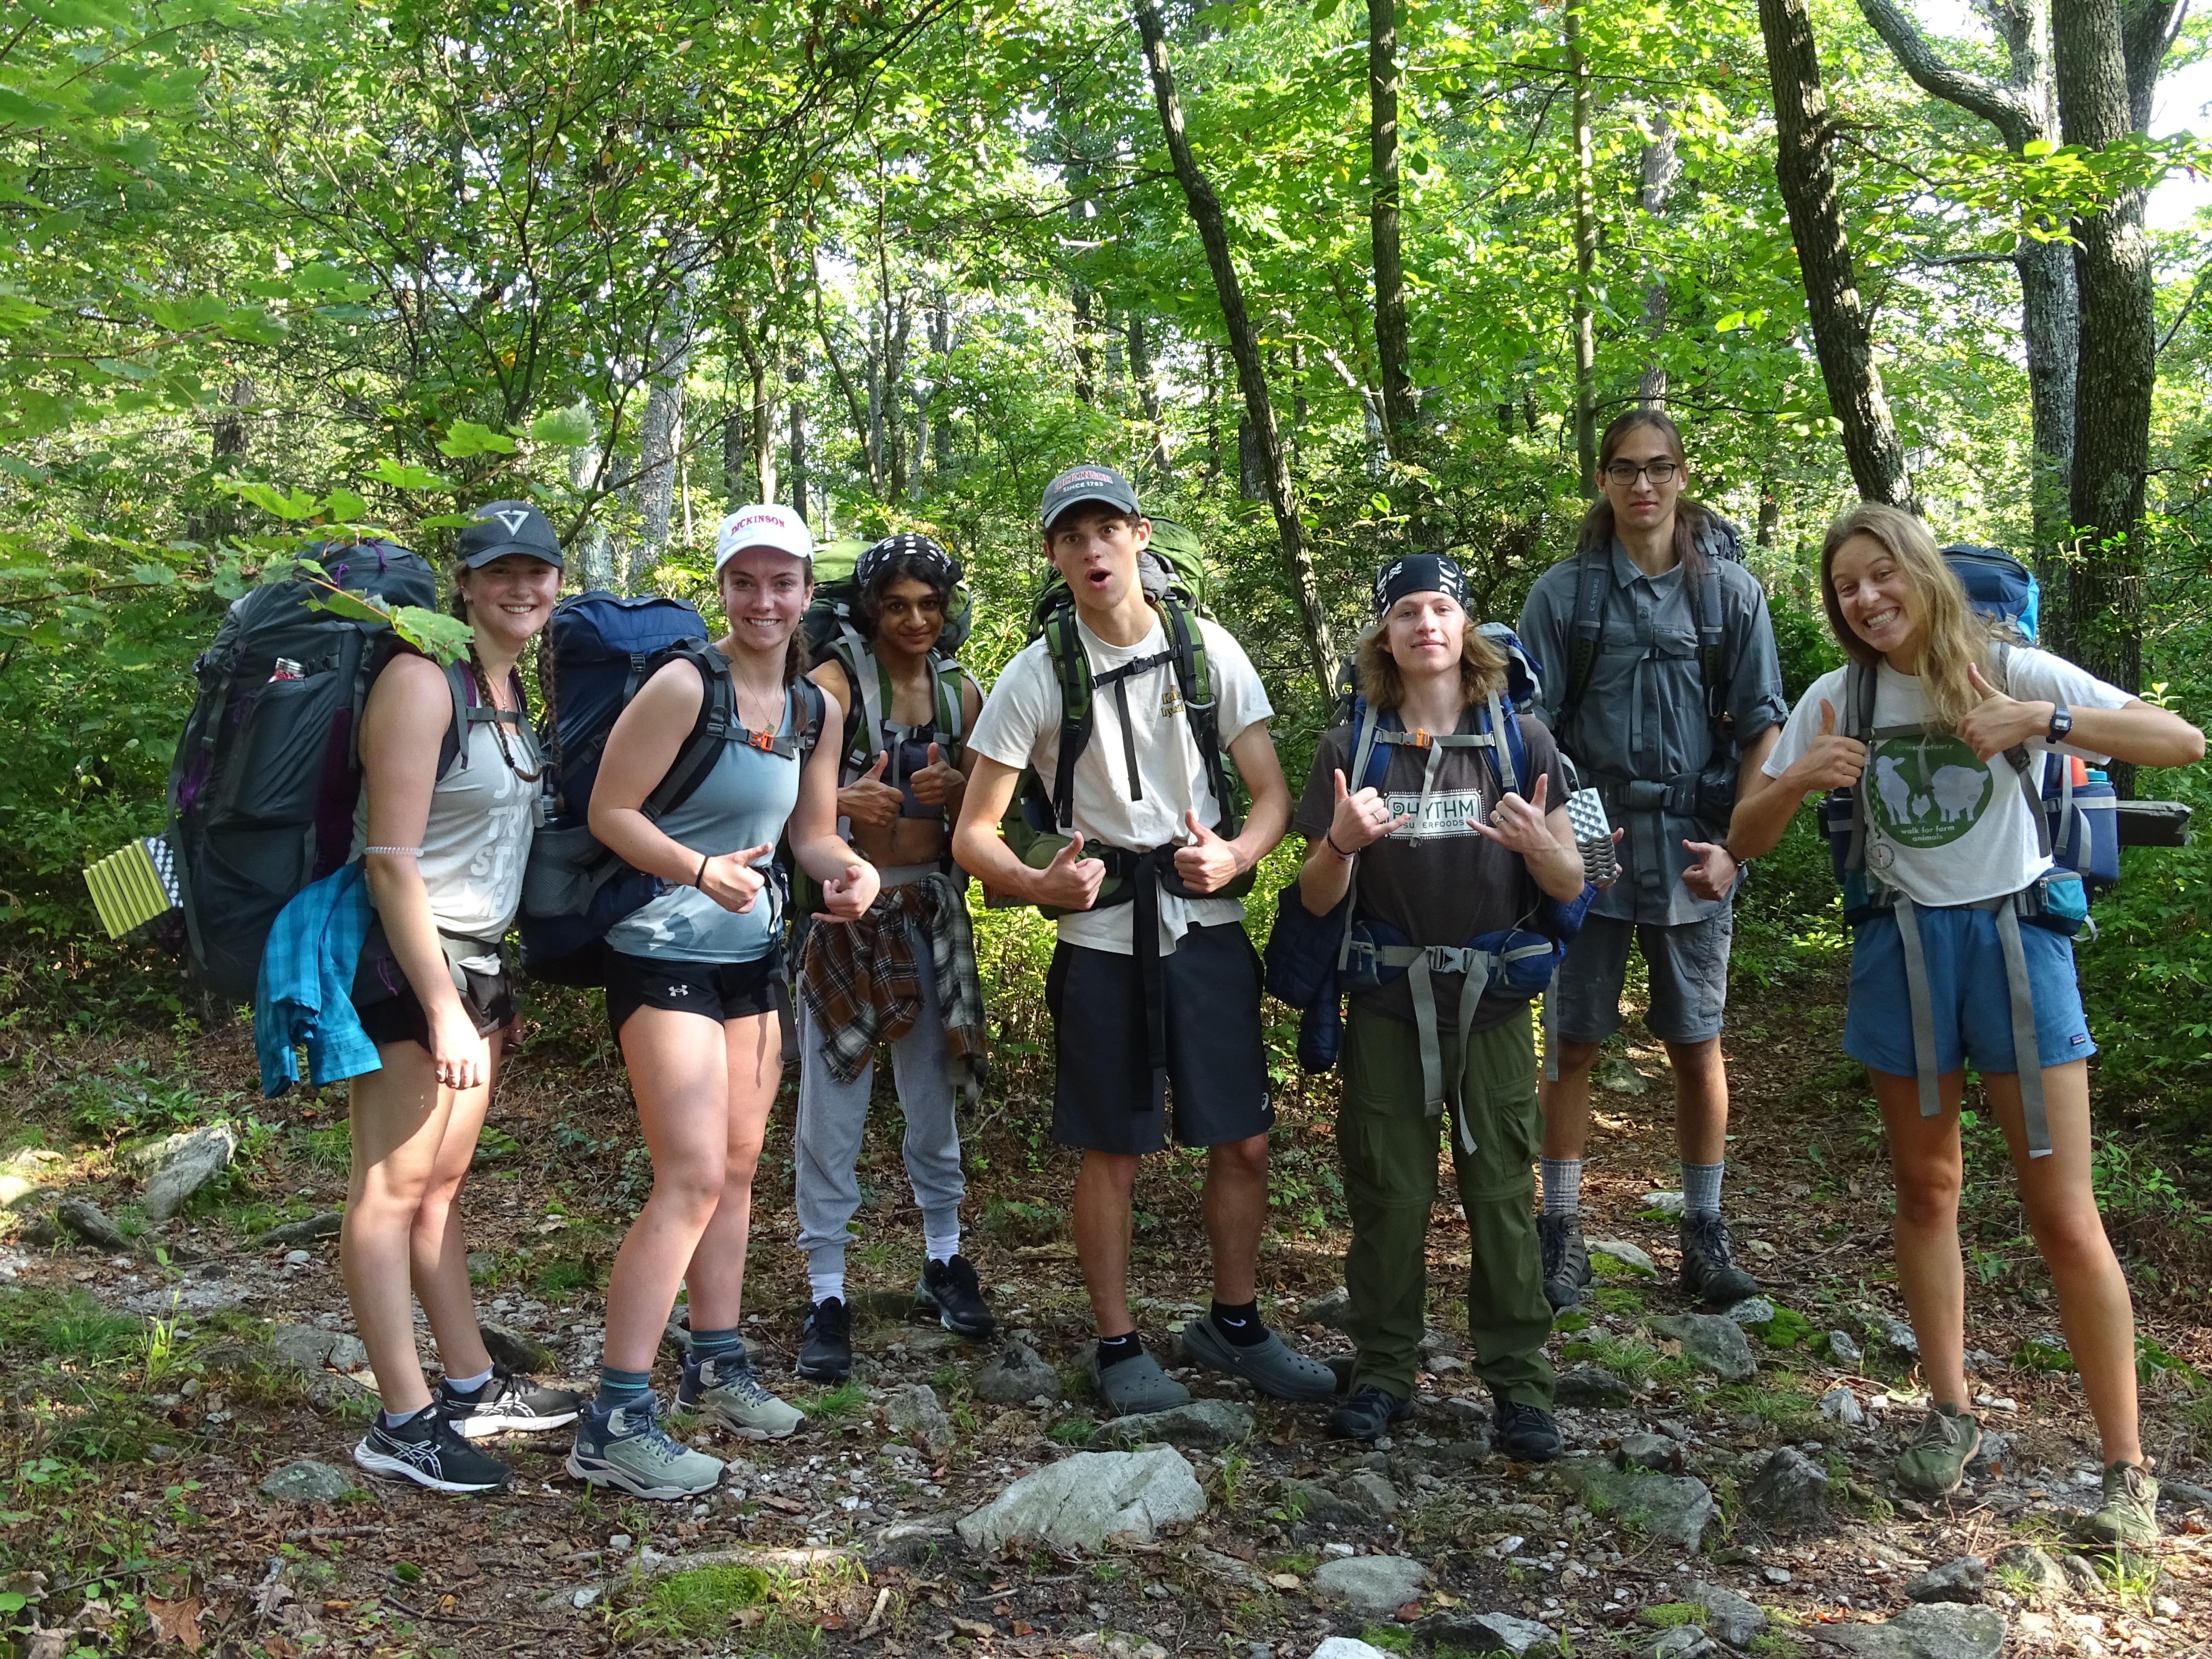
[1762,648,2133,907]
[969,611,1273,955]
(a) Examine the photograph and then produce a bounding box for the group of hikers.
[294,409,2201,1551]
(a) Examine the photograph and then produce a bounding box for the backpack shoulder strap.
[1160,595,1239,838]
[1988,641,2049,852]
[644,644,735,822]
[792,675,827,761]
[1697,560,1728,733]
[1558,547,1610,732]
[1043,600,1094,832]
[931,654,970,757]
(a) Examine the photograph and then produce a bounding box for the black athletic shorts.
[350,921,515,1054]
[605,950,782,1039]
[1045,920,1275,1155]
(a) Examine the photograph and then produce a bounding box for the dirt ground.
[2,945,2209,1659]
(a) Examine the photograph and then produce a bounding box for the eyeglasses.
[1603,459,1680,486]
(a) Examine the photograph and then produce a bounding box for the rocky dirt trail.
[3,964,2209,1658]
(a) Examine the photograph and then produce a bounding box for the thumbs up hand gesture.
[1956,661,2049,761]
[839,750,904,826]
[1785,698,1870,793]
[1174,809,1245,893]
[909,739,966,808]
[1031,831,1105,911]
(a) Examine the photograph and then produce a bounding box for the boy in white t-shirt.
[1727,503,2204,1545]
[953,465,1336,1416]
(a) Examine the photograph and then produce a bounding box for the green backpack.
[995,517,1250,916]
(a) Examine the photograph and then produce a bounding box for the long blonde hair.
[1819,503,2001,733]
[1355,605,1507,717]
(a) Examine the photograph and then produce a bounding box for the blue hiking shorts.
[1844,905,2095,1080]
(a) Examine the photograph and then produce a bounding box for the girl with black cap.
[1292,553,1587,1448]
[346,500,582,1493]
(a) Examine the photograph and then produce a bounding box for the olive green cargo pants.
[1336,1001,1555,1406]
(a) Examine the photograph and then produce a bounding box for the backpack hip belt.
[1083,841,1227,1101]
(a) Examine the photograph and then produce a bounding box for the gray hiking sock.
[1540,1158,1583,1216]
[1682,1161,1724,1217]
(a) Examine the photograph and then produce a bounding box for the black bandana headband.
[857,532,962,588]
[1372,553,1470,618]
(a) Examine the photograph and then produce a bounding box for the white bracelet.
[363,846,422,857]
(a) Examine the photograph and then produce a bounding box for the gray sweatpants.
[793,911,966,1279]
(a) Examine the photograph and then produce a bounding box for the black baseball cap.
[1040,464,1141,530]
[459,500,564,569]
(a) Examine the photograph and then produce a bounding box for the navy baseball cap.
[459,500,564,569]
[1040,464,1141,530]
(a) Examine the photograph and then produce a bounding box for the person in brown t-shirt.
[1293,554,1587,1451]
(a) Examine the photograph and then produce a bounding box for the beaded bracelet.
[363,846,422,857]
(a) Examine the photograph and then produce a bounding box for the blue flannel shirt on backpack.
[255,862,380,1096]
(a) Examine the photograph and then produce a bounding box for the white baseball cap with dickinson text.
[714,505,814,574]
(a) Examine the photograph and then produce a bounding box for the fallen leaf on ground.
[145,1595,204,1652]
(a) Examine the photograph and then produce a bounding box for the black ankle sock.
[1095,1331,1144,1369]
[1209,1300,1268,1348]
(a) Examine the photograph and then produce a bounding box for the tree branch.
[1856,0,2036,148]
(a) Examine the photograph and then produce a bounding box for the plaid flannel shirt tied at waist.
[798,870,986,1100]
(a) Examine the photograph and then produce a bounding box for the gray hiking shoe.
[1087,1342,1190,1416]
[1179,1315,1338,1401]
[678,1347,804,1440]
[2085,1461,2160,1548]
[566,1395,722,1499]
[1894,1403,1981,1497]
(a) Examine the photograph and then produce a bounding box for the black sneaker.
[1326,1383,1417,1442]
[1539,1212,1592,1311]
[1679,1213,1759,1306]
[1494,1394,1563,1462]
[796,1298,853,1383]
[353,1408,510,1493]
[437,1365,585,1439]
[917,1255,996,1340]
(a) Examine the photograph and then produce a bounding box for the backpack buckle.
[746,728,776,753]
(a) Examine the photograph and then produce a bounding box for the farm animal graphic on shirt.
[1865,734,1994,849]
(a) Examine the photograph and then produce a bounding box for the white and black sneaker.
[917,1255,995,1339]
[437,1365,585,1438]
[354,1407,511,1493]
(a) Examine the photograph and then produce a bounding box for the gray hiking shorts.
[1553,910,1734,1046]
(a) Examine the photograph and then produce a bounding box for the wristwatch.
[2046,701,2073,745]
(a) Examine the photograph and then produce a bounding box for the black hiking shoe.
[437,1365,584,1438]
[353,1407,510,1493]
[796,1298,853,1383]
[1493,1394,1563,1462]
[1679,1212,1759,1307]
[1540,1212,1592,1311]
[1327,1384,1417,1443]
[917,1255,996,1340]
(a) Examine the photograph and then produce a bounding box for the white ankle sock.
[444,1365,494,1395]
[809,1270,845,1306]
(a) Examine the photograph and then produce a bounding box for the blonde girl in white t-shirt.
[1726,503,2202,1544]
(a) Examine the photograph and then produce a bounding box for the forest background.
[4,0,2212,1143]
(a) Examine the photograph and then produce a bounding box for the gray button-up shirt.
[1518,541,1788,925]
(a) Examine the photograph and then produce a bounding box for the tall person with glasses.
[1517,412,1788,1312]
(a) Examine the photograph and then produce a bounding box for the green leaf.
[226,482,322,521]
[304,587,388,624]
[2022,138,2054,158]
[527,403,595,447]
[322,488,369,522]
[367,459,450,491]
[389,605,474,664]
[1714,311,1746,332]
[436,419,519,458]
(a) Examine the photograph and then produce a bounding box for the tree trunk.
[929,302,954,480]
[629,310,692,589]
[788,348,811,527]
[1129,311,1172,482]
[1758,0,1917,509]
[812,253,872,495]
[1136,0,1337,696]
[569,441,616,589]
[1368,0,1415,456]
[188,375,255,544]
[1567,2,1598,493]
[1071,283,1098,406]
[732,312,777,505]
[722,405,746,510]
[1638,115,1678,405]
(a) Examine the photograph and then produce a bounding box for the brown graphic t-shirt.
[1293,703,1570,1031]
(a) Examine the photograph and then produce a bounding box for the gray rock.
[1827,1330,1863,1366]
[973,1339,1061,1405]
[1598,1058,1650,1095]
[306,1371,378,1413]
[2162,1478,2212,1512]
[1096,1397,1254,1451]
[1647,1313,1758,1382]
[1722,1297,1777,1328]
[871,1517,957,1564]
[2056,1556,2099,1595]
[1643,1190,1687,1215]
[1866,1313,1920,1361]
[1588,1238,1658,1276]
[326,1334,367,1372]
[1311,1642,1398,1659]
[1965,1431,2007,1477]
[258,1458,358,1503]
[886,1383,956,1456]
[267,1324,339,1371]
[1191,1546,1270,1595]
[1690,1580,1768,1647]
[956,1447,1205,1551]
[479,1321,556,1374]
[1904,1558,1986,1604]
[1300,1286,1351,1329]
[1815,1603,2005,1659]
[1281,1477,1365,1526]
[1618,1432,1682,1474]
[1640,1629,1718,1659]
[1992,1545,2064,1596]
[466,1249,499,1277]
[1819,1386,1866,1427]
[1745,1446,1831,1531]
[1418,1327,1457,1359]
[1557,1455,1716,1549]
[56,1198,132,1250]
[259,1211,343,1249]
[141,1122,239,1222]
[1418,1611,1560,1657]
[1312,1553,1426,1617]
[1338,1469,1401,1517]
[1556,1363,1633,1407]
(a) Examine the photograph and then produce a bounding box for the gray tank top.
[604,682,806,965]
[352,682,541,942]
